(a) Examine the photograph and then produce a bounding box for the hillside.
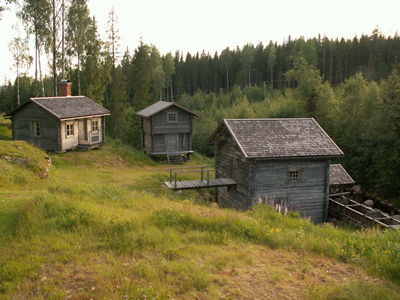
[0,140,400,299]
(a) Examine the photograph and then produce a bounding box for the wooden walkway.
[164,178,237,190]
[164,165,237,190]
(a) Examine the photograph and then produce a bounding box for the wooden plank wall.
[251,159,330,224]
[60,121,79,151]
[215,134,251,210]
[152,107,192,135]
[11,103,59,151]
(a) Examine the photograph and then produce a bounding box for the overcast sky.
[1,0,399,82]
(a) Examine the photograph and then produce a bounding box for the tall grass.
[0,115,12,140]
[0,137,400,298]
[249,204,400,287]
[0,140,49,191]
[2,184,400,298]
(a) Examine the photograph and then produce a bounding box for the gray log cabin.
[137,101,198,158]
[4,80,110,152]
[207,118,344,223]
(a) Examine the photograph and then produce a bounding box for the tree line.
[2,0,400,200]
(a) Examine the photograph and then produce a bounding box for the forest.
[2,0,400,200]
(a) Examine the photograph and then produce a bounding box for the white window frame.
[91,119,99,132]
[66,123,74,137]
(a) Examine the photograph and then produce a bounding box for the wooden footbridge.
[164,166,237,190]
[329,193,400,230]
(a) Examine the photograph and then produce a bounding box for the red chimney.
[60,79,72,97]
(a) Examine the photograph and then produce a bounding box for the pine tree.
[220,47,232,94]
[80,17,104,102]
[162,52,175,102]
[131,42,152,108]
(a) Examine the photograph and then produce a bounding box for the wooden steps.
[167,154,183,164]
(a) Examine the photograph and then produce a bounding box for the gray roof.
[5,96,110,120]
[136,100,198,118]
[329,164,355,186]
[207,118,344,159]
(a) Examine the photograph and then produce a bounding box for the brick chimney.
[60,79,72,97]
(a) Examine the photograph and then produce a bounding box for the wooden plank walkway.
[164,178,237,190]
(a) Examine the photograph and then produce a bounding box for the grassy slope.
[0,131,399,299]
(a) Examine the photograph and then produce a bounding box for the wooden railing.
[167,165,216,189]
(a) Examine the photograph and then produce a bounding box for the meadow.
[0,118,400,299]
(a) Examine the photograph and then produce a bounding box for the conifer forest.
[2,0,400,200]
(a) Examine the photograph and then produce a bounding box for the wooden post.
[174,172,177,189]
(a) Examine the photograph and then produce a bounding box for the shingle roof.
[207,118,344,159]
[329,164,355,186]
[5,96,110,119]
[136,100,198,118]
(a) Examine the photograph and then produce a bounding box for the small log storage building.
[137,101,198,158]
[207,118,344,223]
[4,80,110,152]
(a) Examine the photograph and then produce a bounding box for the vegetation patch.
[0,126,400,298]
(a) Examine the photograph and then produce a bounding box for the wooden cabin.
[4,80,110,152]
[207,118,344,223]
[137,101,198,161]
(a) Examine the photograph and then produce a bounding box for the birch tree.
[18,0,50,96]
[66,0,91,95]
[8,36,32,106]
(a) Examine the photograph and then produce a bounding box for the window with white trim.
[31,121,41,136]
[167,112,177,123]
[92,120,99,131]
[66,123,74,136]
[288,169,301,182]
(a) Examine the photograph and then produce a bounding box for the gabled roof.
[207,118,344,159]
[5,96,110,120]
[329,164,355,186]
[136,100,198,118]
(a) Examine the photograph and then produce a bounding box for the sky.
[1,0,400,82]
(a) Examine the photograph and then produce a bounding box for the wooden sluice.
[328,194,400,230]
[164,166,237,190]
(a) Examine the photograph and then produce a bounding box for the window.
[92,120,99,131]
[66,123,74,136]
[31,121,41,136]
[288,170,300,182]
[167,112,177,123]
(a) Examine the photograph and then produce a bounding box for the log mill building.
[207,118,344,223]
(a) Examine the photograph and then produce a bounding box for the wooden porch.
[164,166,237,190]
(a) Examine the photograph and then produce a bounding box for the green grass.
[0,134,400,299]
[0,115,12,140]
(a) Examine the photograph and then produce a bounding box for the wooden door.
[166,134,177,152]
